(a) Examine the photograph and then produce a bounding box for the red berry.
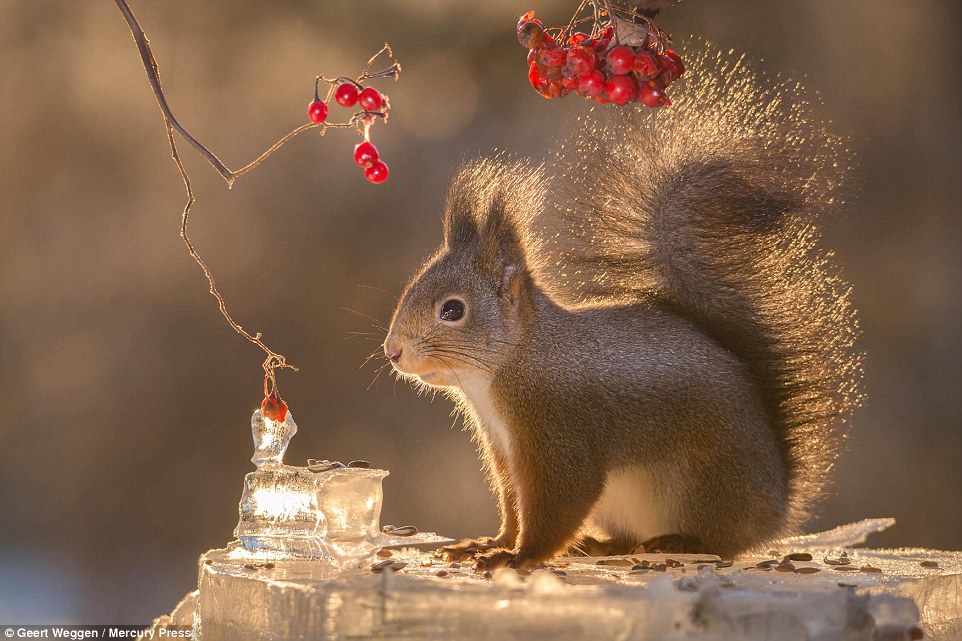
[633,51,659,79]
[354,141,379,168]
[562,74,579,91]
[365,161,389,184]
[542,64,563,81]
[261,392,288,422]
[538,46,567,68]
[576,70,605,97]
[529,62,549,92]
[529,62,568,99]
[358,87,383,111]
[592,38,611,54]
[566,46,595,75]
[664,49,685,77]
[334,83,359,108]
[569,32,589,46]
[591,94,610,104]
[546,81,569,99]
[517,21,546,49]
[605,74,637,105]
[657,53,682,83]
[606,46,635,75]
[639,81,666,108]
[307,100,328,124]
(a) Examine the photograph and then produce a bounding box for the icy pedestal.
[141,519,962,641]
[235,464,388,562]
[235,409,437,566]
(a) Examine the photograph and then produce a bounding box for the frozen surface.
[144,518,962,641]
[184,537,960,641]
[772,517,897,550]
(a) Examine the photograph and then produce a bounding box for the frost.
[773,518,897,550]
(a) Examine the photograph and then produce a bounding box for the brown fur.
[384,49,863,567]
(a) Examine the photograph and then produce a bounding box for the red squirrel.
[383,49,863,569]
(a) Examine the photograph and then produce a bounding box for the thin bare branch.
[114,0,399,392]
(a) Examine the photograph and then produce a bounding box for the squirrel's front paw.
[438,536,504,562]
[475,549,536,572]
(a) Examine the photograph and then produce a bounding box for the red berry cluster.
[306,76,393,184]
[518,11,683,107]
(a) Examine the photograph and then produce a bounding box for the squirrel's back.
[544,48,864,530]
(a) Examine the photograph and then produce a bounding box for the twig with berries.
[114,0,400,404]
[307,47,400,184]
[518,0,684,106]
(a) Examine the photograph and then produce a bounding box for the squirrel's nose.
[384,341,402,364]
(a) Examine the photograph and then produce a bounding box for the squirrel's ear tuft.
[477,189,526,281]
[443,187,480,248]
[442,157,545,258]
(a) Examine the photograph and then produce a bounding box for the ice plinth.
[142,519,962,641]
[234,409,448,566]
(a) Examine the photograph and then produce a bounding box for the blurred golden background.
[1,0,959,623]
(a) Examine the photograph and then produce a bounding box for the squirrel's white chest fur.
[458,378,514,459]
[458,378,670,543]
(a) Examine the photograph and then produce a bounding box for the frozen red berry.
[261,392,288,422]
[566,46,595,76]
[365,161,389,184]
[663,49,685,78]
[633,51,659,79]
[542,64,563,81]
[569,32,589,46]
[334,83,359,108]
[358,87,383,111]
[576,70,605,97]
[606,46,635,75]
[529,62,549,92]
[639,80,666,108]
[307,99,328,124]
[354,142,379,168]
[605,74,637,105]
[530,62,566,99]
[517,21,546,49]
[538,46,567,68]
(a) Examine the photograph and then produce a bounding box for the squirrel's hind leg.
[637,533,706,555]
[566,535,637,557]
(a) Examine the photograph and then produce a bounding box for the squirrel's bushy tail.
[547,48,864,529]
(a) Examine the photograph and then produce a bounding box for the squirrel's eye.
[439,299,465,322]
